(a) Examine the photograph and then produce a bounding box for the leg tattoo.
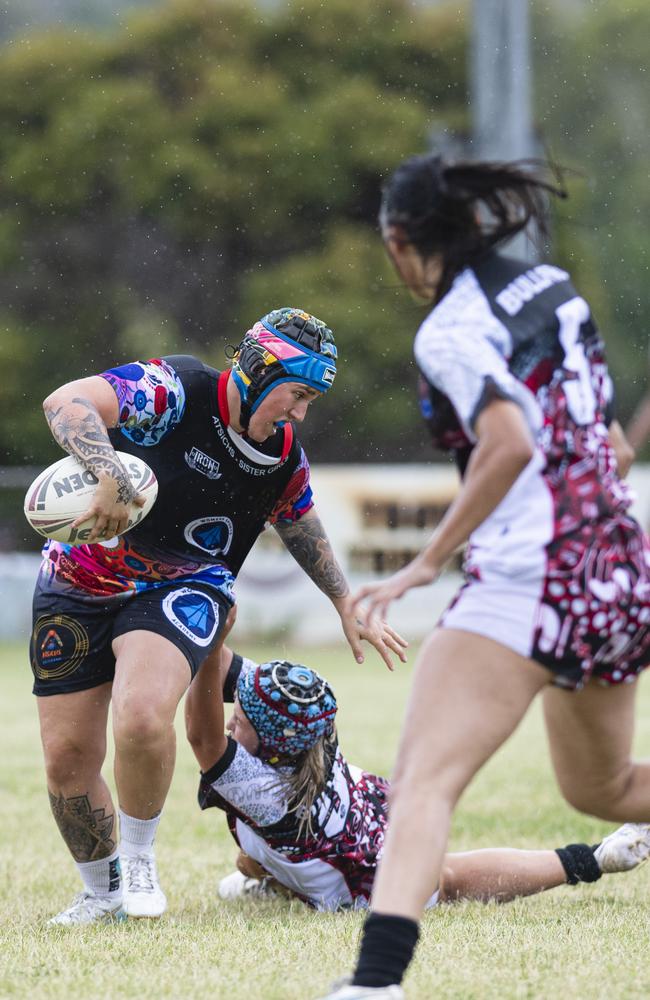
[49,791,116,862]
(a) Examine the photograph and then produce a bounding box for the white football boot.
[48,891,126,926]
[315,979,404,999]
[121,852,167,918]
[218,870,278,900]
[594,823,650,873]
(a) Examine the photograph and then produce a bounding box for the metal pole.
[472,0,533,160]
[471,0,537,257]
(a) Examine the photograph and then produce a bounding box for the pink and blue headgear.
[231,307,337,429]
[237,659,338,762]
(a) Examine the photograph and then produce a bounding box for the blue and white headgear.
[231,307,337,430]
[237,659,338,762]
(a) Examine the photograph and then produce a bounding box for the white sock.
[119,809,162,857]
[76,849,122,900]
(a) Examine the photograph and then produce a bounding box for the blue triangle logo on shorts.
[172,593,215,639]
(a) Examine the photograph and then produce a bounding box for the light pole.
[471,0,537,257]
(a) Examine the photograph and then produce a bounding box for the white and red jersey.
[417,253,650,687]
[198,734,390,911]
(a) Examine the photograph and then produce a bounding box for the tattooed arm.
[274,507,407,670]
[43,376,139,541]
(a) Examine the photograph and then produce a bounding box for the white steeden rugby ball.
[24,452,158,545]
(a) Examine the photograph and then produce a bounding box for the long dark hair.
[380,155,567,301]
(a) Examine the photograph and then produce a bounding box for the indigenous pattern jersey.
[37,357,313,602]
[199,670,389,912]
[416,254,650,687]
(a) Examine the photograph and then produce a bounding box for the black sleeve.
[223,652,244,703]
[161,353,206,373]
[197,736,238,810]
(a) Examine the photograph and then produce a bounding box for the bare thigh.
[111,630,192,732]
[370,628,551,917]
[543,678,650,821]
[392,628,551,796]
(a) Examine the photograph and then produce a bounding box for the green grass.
[2,639,650,999]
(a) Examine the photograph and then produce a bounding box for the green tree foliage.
[533,0,650,430]
[0,0,648,472]
[0,0,466,465]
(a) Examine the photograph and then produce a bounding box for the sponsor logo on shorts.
[162,588,220,647]
[184,447,222,480]
[184,516,233,556]
[31,615,90,680]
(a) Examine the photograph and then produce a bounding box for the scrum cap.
[231,307,337,429]
[237,659,338,762]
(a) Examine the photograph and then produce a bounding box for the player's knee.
[390,755,464,812]
[113,700,170,749]
[560,767,634,821]
[436,861,457,903]
[42,734,105,788]
[388,766,457,816]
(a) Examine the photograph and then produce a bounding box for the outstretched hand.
[338,596,408,671]
[352,557,440,634]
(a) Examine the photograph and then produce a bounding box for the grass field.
[2,638,650,999]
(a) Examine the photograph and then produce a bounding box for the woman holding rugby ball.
[30,308,405,927]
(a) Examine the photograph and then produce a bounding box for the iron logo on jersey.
[184,446,222,480]
[162,588,220,647]
[184,516,233,556]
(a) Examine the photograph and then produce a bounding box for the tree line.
[0,0,647,478]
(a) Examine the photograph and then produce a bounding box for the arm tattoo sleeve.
[48,791,116,862]
[44,396,135,504]
[275,513,349,600]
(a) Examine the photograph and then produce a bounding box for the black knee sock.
[352,912,420,989]
[555,842,602,885]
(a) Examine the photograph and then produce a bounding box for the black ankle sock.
[352,912,420,989]
[555,842,602,885]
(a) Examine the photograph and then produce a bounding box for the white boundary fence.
[4,463,650,644]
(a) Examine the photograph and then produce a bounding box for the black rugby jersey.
[107,355,302,576]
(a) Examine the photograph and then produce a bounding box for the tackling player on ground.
[186,633,650,914]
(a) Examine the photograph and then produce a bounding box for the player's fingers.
[363,592,386,620]
[364,632,394,672]
[382,631,408,662]
[71,506,95,529]
[133,492,147,508]
[106,518,124,538]
[368,599,392,632]
[382,623,408,648]
[87,519,110,543]
[346,630,365,665]
[351,583,380,608]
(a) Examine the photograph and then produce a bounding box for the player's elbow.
[511,437,535,470]
[185,714,227,772]
[43,387,65,416]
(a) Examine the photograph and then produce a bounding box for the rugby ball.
[24,451,158,545]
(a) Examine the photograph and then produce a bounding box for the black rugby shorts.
[30,581,232,696]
